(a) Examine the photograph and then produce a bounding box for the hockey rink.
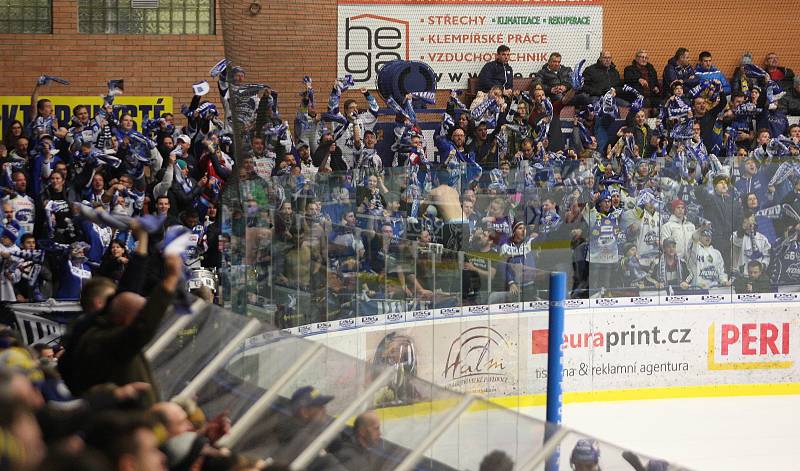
[522,394,800,470]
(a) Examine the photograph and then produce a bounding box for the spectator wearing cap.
[660,199,696,260]
[650,237,691,290]
[764,52,796,92]
[584,190,621,294]
[623,50,661,108]
[273,386,342,467]
[490,220,536,303]
[297,141,318,178]
[333,410,383,471]
[663,48,697,95]
[688,225,731,288]
[778,76,800,116]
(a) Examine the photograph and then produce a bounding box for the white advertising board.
[337,0,603,88]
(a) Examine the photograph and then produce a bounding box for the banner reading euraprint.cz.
[337,0,603,88]
[0,96,173,141]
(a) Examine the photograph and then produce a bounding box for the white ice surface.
[521,395,800,471]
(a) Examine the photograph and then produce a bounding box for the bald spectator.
[67,255,182,405]
[334,410,382,470]
[582,50,622,100]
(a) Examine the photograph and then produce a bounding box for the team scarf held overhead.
[571,59,587,91]
[385,96,417,124]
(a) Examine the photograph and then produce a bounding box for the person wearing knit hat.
[688,223,731,289]
[491,219,536,303]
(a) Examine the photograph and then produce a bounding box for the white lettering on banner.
[709,321,793,370]
[337,3,603,87]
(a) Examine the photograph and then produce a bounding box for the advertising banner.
[0,96,173,140]
[337,0,603,88]
[310,303,800,401]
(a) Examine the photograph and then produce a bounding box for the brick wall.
[0,0,225,118]
[2,0,798,127]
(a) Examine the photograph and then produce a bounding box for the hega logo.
[773,293,797,301]
[497,303,521,312]
[386,312,405,322]
[630,297,652,305]
[341,14,409,82]
[467,305,489,314]
[361,315,379,325]
[439,307,460,317]
[701,295,726,303]
[298,325,312,335]
[595,298,618,307]
[338,318,355,328]
[736,294,762,302]
[412,310,432,320]
[443,326,517,395]
[665,296,689,304]
[316,322,332,332]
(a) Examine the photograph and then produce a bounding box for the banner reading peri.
[337,0,603,88]
[0,96,173,141]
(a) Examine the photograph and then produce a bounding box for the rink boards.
[287,296,800,403]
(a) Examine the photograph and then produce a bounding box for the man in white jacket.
[689,226,731,288]
[661,199,695,260]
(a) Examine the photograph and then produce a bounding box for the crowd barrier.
[9,294,691,469]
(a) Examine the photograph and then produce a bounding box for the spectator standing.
[478,46,513,93]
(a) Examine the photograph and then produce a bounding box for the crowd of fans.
[229,48,800,326]
[1,46,799,469]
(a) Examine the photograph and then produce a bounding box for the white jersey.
[3,194,35,234]
[732,231,771,273]
[689,243,728,288]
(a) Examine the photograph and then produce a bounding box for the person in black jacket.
[778,76,800,116]
[623,50,661,107]
[537,52,572,101]
[478,45,513,93]
[68,254,181,406]
[695,175,742,271]
[582,51,623,100]
[312,132,348,172]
